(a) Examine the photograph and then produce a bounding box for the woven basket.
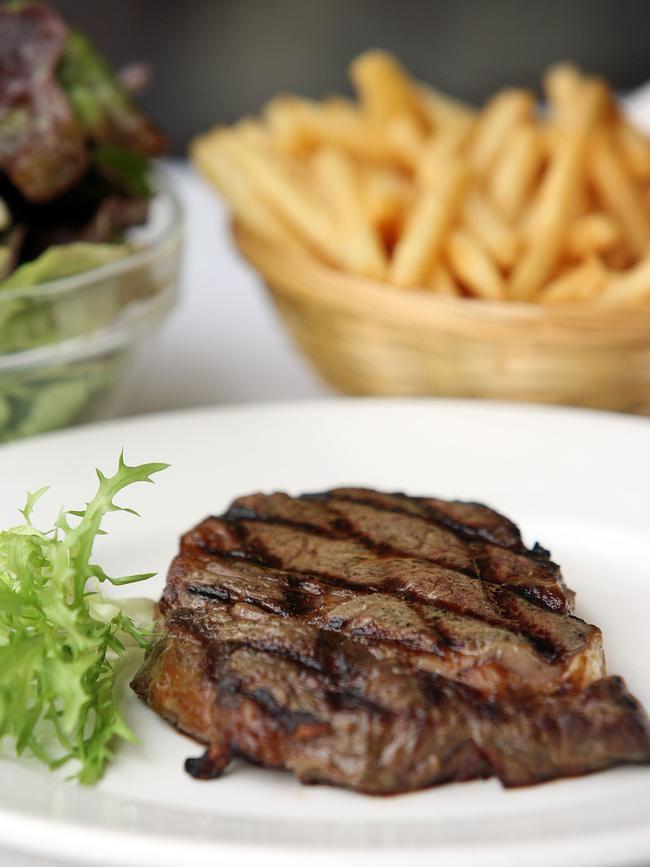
[234,223,650,414]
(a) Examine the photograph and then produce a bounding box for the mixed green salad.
[0,2,168,441]
[0,1,165,288]
[0,454,166,783]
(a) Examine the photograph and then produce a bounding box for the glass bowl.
[0,169,182,442]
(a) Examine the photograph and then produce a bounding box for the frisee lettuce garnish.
[0,453,167,783]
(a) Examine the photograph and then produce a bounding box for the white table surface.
[4,89,650,867]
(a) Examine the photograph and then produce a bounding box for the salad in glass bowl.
[0,2,182,441]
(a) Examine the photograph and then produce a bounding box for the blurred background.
[57,0,650,154]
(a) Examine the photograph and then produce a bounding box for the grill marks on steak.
[132,602,650,792]
[225,489,574,612]
[170,491,601,695]
[133,488,650,793]
[164,541,602,695]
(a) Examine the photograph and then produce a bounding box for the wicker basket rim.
[233,221,650,335]
[233,223,650,353]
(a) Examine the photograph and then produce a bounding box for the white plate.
[1,399,650,867]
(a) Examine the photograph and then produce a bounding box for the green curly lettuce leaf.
[0,453,168,783]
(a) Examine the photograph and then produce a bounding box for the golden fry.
[589,131,650,256]
[509,80,608,300]
[191,131,302,249]
[264,96,322,152]
[446,229,507,300]
[227,134,343,263]
[416,125,470,186]
[488,123,544,221]
[470,89,535,176]
[565,213,621,258]
[617,121,650,181]
[389,160,467,288]
[360,166,413,231]
[598,255,650,304]
[350,50,421,123]
[539,257,607,304]
[385,115,426,167]
[428,263,461,296]
[313,148,387,279]
[462,190,521,269]
[544,63,585,126]
[417,84,476,134]
[265,96,402,164]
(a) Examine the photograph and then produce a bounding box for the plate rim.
[4,394,650,453]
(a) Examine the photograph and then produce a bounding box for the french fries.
[360,165,413,235]
[539,257,607,304]
[225,134,343,264]
[565,213,621,258]
[428,263,460,296]
[193,52,650,308]
[509,78,608,301]
[598,255,650,305]
[312,148,387,279]
[469,89,535,176]
[462,190,520,269]
[191,131,302,249]
[488,123,543,221]
[616,122,650,181]
[417,83,475,132]
[389,159,467,288]
[446,229,506,300]
[350,50,422,124]
[588,131,650,256]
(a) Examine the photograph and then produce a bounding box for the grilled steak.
[132,488,650,793]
